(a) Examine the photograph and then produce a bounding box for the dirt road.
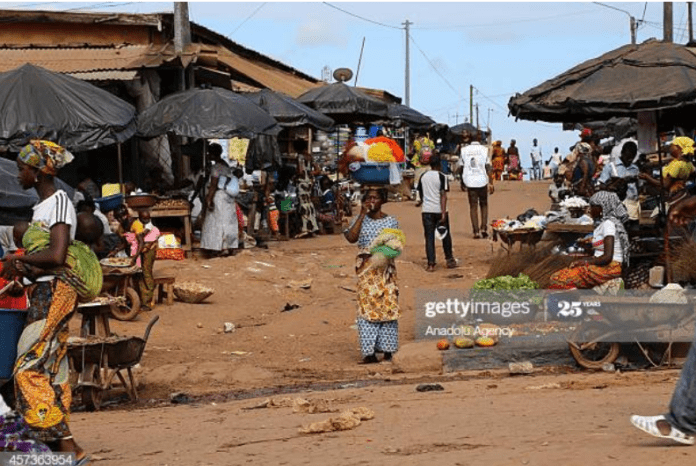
[73,180,695,465]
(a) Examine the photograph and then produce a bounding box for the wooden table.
[150,205,192,257]
[493,228,544,253]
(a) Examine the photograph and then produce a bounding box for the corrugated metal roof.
[68,70,138,81]
[0,46,155,73]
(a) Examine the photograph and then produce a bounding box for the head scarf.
[576,142,592,155]
[589,190,629,263]
[18,140,74,176]
[670,136,695,156]
[580,128,592,139]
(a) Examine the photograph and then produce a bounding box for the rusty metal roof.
[0,46,159,73]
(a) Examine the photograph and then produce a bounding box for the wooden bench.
[153,276,176,306]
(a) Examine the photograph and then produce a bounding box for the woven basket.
[173,282,214,303]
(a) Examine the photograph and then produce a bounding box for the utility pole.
[592,3,636,44]
[475,104,480,130]
[469,85,474,125]
[664,2,673,42]
[174,2,191,91]
[403,20,412,107]
[689,2,694,44]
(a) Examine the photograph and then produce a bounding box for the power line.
[322,2,402,30]
[412,8,597,30]
[230,2,267,36]
[641,2,648,22]
[64,2,137,12]
[408,34,463,102]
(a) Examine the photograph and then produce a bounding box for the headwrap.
[589,190,630,264]
[494,140,502,147]
[580,128,592,138]
[18,140,74,176]
[670,136,695,156]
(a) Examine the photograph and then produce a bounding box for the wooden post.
[117,142,124,194]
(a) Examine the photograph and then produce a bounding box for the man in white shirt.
[461,141,493,238]
[530,138,542,180]
[550,147,562,177]
[418,155,457,272]
[598,141,641,223]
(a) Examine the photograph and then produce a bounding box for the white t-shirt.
[531,146,542,163]
[592,219,623,263]
[460,142,489,188]
[32,190,77,240]
[418,170,449,214]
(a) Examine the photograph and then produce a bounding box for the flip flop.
[71,456,91,466]
[630,414,695,445]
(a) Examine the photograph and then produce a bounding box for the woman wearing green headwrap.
[0,140,94,464]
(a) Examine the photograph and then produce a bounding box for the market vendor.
[548,191,629,290]
[639,136,696,202]
[0,140,96,464]
[344,187,405,364]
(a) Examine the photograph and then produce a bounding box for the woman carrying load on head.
[0,140,100,464]
[344,186,406,364]
[490,141,506,181]
[548,191,629,290]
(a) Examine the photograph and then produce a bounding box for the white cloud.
[295,21,349,48]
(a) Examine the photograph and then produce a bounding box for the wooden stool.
[153,276,176,305]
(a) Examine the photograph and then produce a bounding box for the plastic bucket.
[0,309,27,379]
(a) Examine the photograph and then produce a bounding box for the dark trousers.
[467,186,488,234]
[422,212,453,266]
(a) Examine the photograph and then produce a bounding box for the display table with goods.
[339,136,405,186]
[150,198,192,257]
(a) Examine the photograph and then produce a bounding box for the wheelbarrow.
[566,296,696,369]
[100,263,142,321]
[68,315,159,411]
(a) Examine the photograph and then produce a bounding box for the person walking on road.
[418,155,457,272]
[630,195,696,445]
[530,138,542,180]
[461,141,494,238]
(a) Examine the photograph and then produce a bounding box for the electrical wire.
[322,2,402,30]
[229,2,267,36]
[408,34,463,101]
[64,2,138,12]
[412,8,597,30]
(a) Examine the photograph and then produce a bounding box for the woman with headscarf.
[640,136,696,202]
[0,140,96,464]
[491,141,506,181]
[201,143,241,257]
[549,191,629,289]
[570,142,595,198]
[344,187,406,364]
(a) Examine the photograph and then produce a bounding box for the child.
[0,222,29,309]
[113,206,160,311]
[549,174,569,205]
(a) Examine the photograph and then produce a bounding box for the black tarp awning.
[508,40,696,123]
[384,103,435,129]
[136,86,280,139]
[0,64,136,152]
[245,89,335,132]
[296,82,389,124]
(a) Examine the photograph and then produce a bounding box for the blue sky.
[4,1,690,169]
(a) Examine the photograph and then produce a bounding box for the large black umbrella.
[384,103,435,129]
[0,156,75,225]
[245,89,335,131]
[562,117,637,141]
[449,122,479,135]
[508,40,696,123]
[0,63,136,152]
[136,86,280,139]
[296,82,389,124]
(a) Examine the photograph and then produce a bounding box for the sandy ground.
[66,180,696,465]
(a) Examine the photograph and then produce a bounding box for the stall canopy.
[136,86,280,139]
[0,156,75,225]
[245,89,335,131]
[508,40,696,124]
[562,117,638,141]
[449,122,479,135]
[296,82,389,124]
[384,103,435,129]
[0,63,137,152]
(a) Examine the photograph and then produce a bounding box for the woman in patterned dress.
[295,152,320,238]
[344,187,405,364]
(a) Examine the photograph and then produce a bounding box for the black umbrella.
[245,89,335,131]
[449,122,479,135]
[0,63,136,152]
[508,40,696,123]
[137,86,280,139]
[385,103,435,129]
[296,82,389,124]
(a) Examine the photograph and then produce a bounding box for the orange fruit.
[476,336,496,347]
[454,337,475,349]
[436,339,450,350]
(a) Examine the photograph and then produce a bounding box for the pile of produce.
[363,136,405,162]
[559,197,588,209]
[473,274,538,290]
[436,323,503,350]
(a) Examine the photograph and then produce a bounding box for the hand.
[669,195,696,226]
[440,213,447,224]
[638,172,650,180]
[359,202,369,216]
[0,256,18,280]
[488,184,495,195]
[207,199,215,212]
[570,259,588,268]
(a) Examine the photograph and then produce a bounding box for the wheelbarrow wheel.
[568,321,620,370]
[110,287,141,321]
[82,364,103,412]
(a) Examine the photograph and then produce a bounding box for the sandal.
[473,233,481,239]
[73,455,91,466]
[630,414,695,445]
[446,258,458,269]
